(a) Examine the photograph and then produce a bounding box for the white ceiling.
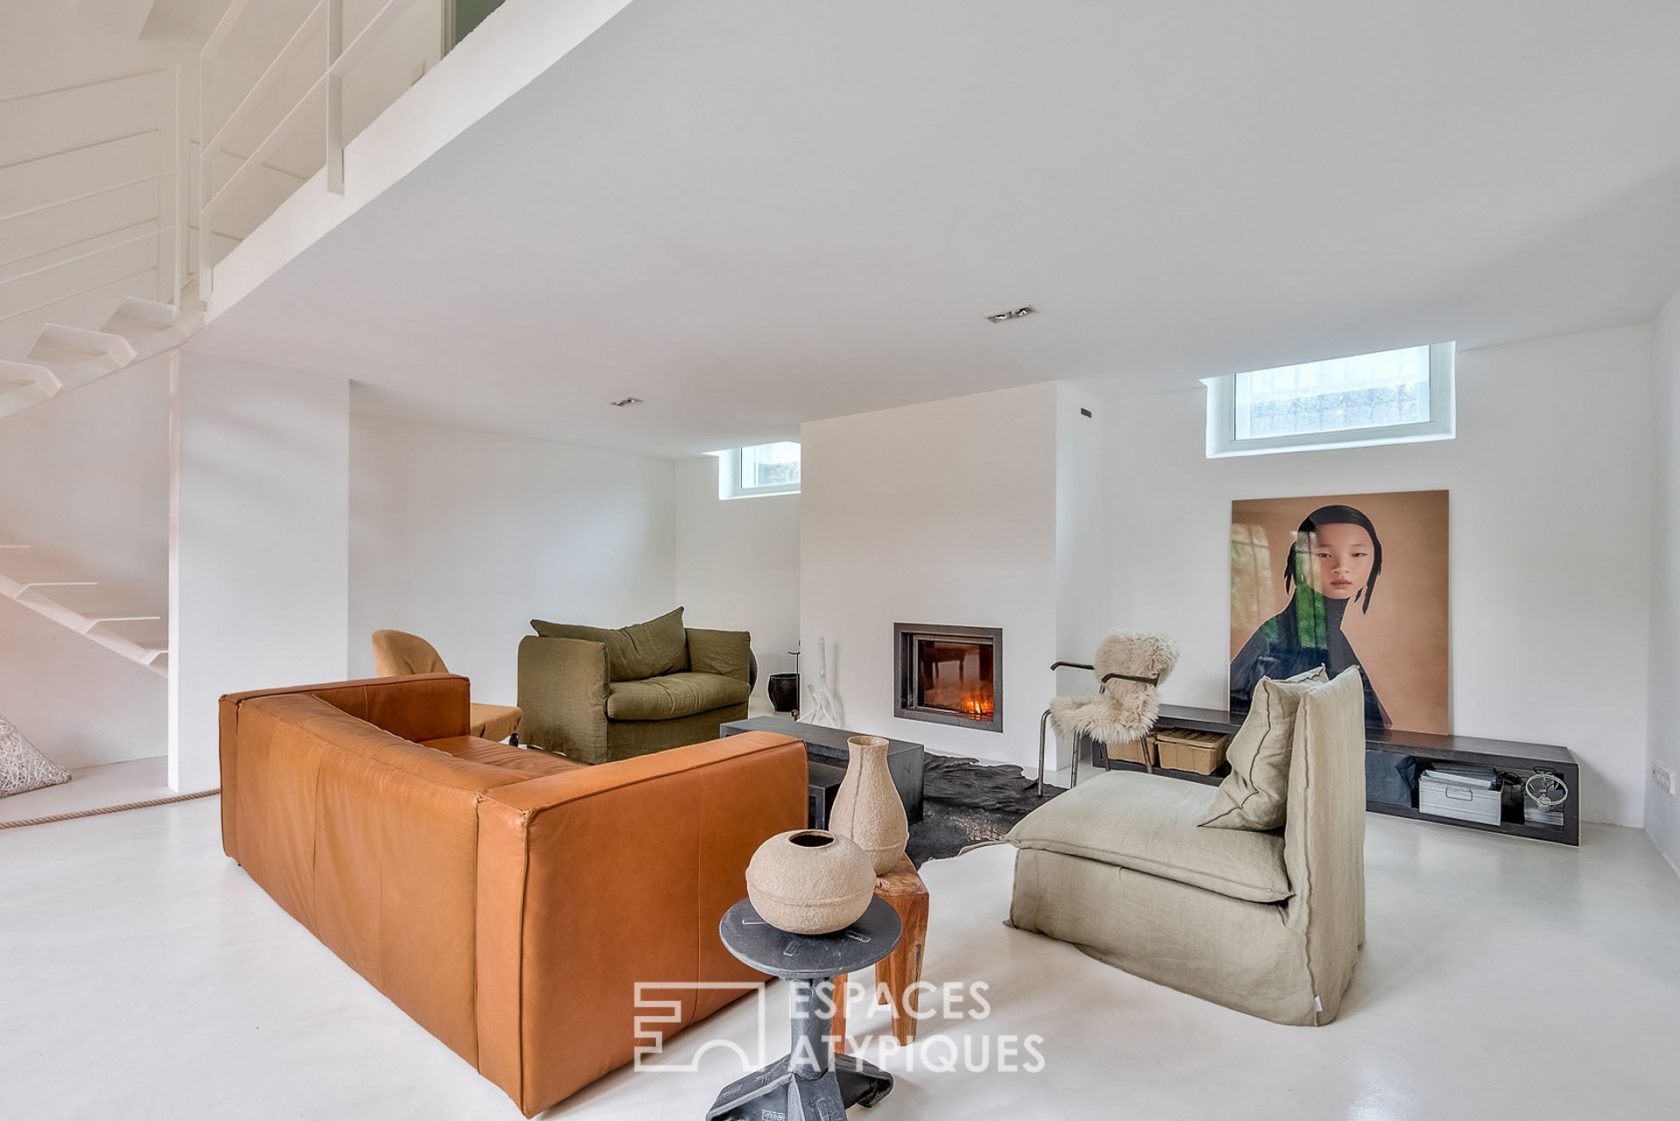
[194,0,1680,458]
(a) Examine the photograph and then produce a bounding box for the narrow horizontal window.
[719,441,800,499]
[1206,342,1455,457]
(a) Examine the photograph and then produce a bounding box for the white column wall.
[800,383,1061,770]
[168,353,350,792]
[1649,289,1680,869]
[1052,383,1106,771]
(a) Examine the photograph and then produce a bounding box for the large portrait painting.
[1230,490,1449,733]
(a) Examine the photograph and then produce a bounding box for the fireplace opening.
[894,624,1003,733]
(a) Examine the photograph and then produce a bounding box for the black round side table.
[706,897,902,1121]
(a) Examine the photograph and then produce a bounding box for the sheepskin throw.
[1049,631,1180,747]
[0,714,71,798]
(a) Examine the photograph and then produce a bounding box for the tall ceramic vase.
[830,735,909,875]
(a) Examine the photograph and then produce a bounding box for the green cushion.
[1008,771,1291,904]
[605,673,752,721]
[686,628,753,682]
[1200,668,1326,832]
[531,608,688,682]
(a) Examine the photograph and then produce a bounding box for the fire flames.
[923,680,996,720]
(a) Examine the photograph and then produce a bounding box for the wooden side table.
[831,854,929,1048]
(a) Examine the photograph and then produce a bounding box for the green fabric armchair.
[517,608,757,765]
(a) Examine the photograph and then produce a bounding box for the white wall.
[674,455,800,702]
[801,383,1063,770]
[1649,290,1680,868]
[347,413,676,707]
[170,353,351,791]
[0,358,168,768]
[1053,383,1106,769]
[1104,325,1655,827]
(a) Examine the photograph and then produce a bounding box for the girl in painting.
[1230,504,1392,727]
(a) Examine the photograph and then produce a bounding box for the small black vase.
[767,673,800,714]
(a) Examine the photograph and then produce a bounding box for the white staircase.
[3,1,537,680]
[0,545,167,675]
[0,296,202,420]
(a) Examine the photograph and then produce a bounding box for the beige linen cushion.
[1009,771,1291,903]
[0,714,71,798]
[531,607,688,681]
[1199,667,1327,831]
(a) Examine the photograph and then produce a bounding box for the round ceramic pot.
[830,735,910,875]
[745,830,876,935]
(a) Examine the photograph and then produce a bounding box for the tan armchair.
[370,629,522,743]
[1007,667,1367,1026]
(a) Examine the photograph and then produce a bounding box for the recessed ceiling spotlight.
[985,305,1037,324]
[611,397,644,407]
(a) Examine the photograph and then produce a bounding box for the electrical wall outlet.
[1654,762,1677,797]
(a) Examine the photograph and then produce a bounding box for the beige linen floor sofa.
[1008,667,1367,1026]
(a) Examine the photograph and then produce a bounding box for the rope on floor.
[0,787,220,831]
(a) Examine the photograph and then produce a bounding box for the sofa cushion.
[531,608,688,681]
[1200,668,1326,832]
[421,736,584,777]
[606,673,752,722]
[686,628,753,682]
[1008,771,1291,904]
[468,702,523,744]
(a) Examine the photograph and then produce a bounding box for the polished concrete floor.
[2,798,1677,1120]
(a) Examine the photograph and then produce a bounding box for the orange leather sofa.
[218,673,805,1116]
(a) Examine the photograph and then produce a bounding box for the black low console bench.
[721,716,925,828]
[1086,705,1581,846]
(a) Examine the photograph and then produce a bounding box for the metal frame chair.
[1037,660,1163,795]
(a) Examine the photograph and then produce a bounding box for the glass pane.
[1234,345,1432,440]
[739,442,800,490]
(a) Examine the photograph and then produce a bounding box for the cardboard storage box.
[1150,728,1230,775]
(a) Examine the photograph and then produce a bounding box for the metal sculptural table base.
[708,898,902,1121]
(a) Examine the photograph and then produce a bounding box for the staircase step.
[0,564,165,676]
[0,360,63,420]
[105,297,178,331]
[100,297,203,356]
[28,323,139,372]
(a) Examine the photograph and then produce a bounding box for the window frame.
[719,442,801,500]
[1204,342,1456,458]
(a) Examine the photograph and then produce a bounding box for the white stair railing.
[0,66,207,419]
[0,67,191,330]
[198,0,471,302]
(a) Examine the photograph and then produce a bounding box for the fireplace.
[894,624,1003,732]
